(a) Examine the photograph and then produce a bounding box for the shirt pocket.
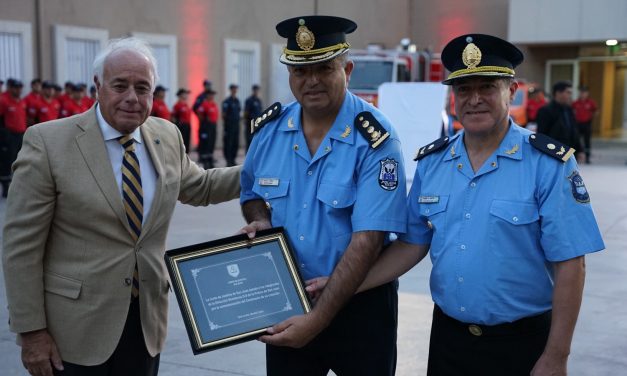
[489,200,540,259]
[418,195,449,247]
[252,178,290,225]
[317,182,356,237]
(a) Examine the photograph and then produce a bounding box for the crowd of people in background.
[527,82,598,164]
[0,76,263,197]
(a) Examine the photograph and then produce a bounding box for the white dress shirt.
[96,105,157,224]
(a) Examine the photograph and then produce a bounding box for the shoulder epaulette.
[414,136,450,161]
[354,111,390,149]
[251,102,282,135]
[529,133,575,162]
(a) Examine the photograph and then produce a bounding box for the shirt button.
[470,182,476,187]
[307,170,313,176]
[465,213,471,219]
[299,235,305,241]
[425,209,430,214]
[303,203,307,209]
[460,306,466,312]
[332,200,338,206]
[264,192,269,198]
[460,244,466,250]
[301,263,305,268]
[512,216,519,222]
[458,277,464,282]
[124,278,132,286]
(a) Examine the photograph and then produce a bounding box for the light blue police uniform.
[399,121,604,325]
[241,91,407,281]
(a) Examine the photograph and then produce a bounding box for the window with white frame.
[132,32,178,106]
[224,39,261,101]
[54,25,108,88]
[0,20,33,86]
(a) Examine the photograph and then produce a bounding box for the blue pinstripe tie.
[119,135,142,298]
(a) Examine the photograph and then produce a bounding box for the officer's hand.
[258,313,325,348]
[305,277,329,304]
[238,220,272,239]
[20,329,64,376]
[530,352,567,376]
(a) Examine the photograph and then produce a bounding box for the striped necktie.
[119,135,142,298]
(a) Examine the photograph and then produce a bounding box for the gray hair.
[92,37,159,87]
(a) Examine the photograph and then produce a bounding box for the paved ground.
[1,139,626,375]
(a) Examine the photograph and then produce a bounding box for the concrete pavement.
[1,140,626,375]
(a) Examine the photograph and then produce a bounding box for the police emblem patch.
[379,158,398,191]
[568,171,590,203]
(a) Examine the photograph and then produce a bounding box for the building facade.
[1,0,625,141]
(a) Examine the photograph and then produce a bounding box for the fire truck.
[348,45,444,106]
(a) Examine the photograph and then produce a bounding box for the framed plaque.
[165,227,311,354]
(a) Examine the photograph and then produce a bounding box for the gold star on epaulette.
[251,102,282,135]
[529,133,575,162]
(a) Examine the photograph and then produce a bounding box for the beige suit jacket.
[2,107,240,365]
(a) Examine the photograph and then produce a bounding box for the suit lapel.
[138,120,166,241]
[74,108,134,238]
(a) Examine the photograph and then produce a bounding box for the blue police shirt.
[399,122,604,325]
[241,91,408,280]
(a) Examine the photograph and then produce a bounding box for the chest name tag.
[418,196,440,204]
[259,178,280,186]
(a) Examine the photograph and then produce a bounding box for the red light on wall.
[180,0,212,148]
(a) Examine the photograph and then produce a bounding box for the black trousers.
[427,305,551,376]
[577,121,592,161]
[54,298,159,376]
[223,120,240,166]
[266,280,398,376]
[197,121,216,168]
[176,122,191,154]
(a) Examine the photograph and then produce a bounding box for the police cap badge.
[441,34,523,85]
[276,15,357,66]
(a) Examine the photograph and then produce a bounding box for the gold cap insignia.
[296,19,315,51]
[462,37,482,69]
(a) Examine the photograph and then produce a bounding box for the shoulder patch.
[414,136,450,161]
[251,102,282,135]
[354,111,390,149]
[529,133,575,162]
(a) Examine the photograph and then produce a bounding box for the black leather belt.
[434,305,551,337]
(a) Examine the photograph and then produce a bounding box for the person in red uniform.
[60,83,85,118]
[37,81,61,123]
[57,81,74,113]
[82,85,97,109]
[0,79,27,197]
[23,78,43,126]
[172,88,192,153]
[195,89,219,169]
[572,86,598,164]
[75,83,90,112]
[525,86,546,132]
[151,85,171,120]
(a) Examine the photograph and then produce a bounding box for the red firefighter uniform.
[0,92,27,133]
[23,91,43,125]
[151,98,171,120]
[172,100,192,124]
[38,98,61,123]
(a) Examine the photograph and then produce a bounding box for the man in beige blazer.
[2,37,240,376]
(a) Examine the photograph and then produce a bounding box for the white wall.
[509,0,627,44]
